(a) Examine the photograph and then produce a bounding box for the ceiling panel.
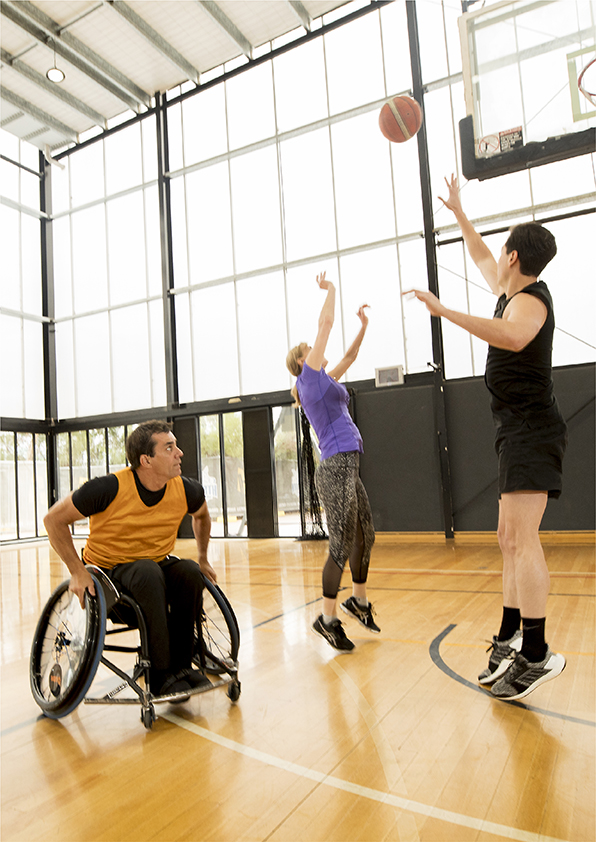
[133,2,245,71]
[0,0,362,153]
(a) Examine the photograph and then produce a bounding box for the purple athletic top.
[296,363,363,461]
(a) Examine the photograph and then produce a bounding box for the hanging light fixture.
[46,37,65,83]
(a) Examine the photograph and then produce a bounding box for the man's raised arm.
[439,174,499,295]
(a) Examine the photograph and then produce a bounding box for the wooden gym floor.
[1,533,594,842]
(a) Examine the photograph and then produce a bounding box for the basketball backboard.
[458,0,595,180]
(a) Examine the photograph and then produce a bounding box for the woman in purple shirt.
[286,271,378,651]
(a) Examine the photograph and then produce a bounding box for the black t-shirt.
[72,470,206,517]
[484,280,562,425]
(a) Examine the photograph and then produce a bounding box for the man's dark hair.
[126,420,172,469]
[505,222,557,277]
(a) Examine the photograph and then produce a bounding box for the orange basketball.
[379,95,423,143]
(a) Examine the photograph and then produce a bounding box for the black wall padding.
[355,382,444,532]
[242,408,277,538]
[353,363,595,532]
[545,364,595,530]
[173,417,199,539]
[172,363,594,536]
[444,377,499,531]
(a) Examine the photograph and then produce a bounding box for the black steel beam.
[406,0,454,539]
[155,91,179,410]
[39,150,59,507]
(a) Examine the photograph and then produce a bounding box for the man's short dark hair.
[505,222,557,277]
[126,420,172,469]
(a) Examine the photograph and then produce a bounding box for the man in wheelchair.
[44,420,216,699]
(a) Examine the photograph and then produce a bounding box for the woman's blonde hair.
[286,342,308,407]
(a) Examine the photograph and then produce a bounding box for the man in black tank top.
[405,175,567,702]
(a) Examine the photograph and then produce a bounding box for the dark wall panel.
[353,362,594,533]
[242,408,277,538]
[444,378,499,531]
[171,363,594,537]
[545,364,595,530]
[173,417,199,539]
[354,383,444,532]
[432,363,594,532]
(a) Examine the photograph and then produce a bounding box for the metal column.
[155,91,179,410]
[406,1,455,538]
[39,151,59,506]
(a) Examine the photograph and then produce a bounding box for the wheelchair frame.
[30,565,241,730]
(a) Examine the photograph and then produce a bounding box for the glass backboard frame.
[458,0,596,180]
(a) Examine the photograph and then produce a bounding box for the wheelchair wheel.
[227,679,241,703]
[30,577,106,719]
[194,578,239,675]
[141,703,156,730]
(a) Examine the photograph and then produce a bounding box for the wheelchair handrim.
[30,578,106,717]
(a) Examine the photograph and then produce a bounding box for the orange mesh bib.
[82,468,187,570]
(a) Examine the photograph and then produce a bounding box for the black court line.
[220,581,595,599]
[430,624,595,728]
[369,586,594,598]
[252,595,324,628]
[0,715,45,737]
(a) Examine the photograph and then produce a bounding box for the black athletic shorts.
[494,417,567,499]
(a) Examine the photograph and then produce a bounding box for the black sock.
[497,606,521,642]
[520,617,547,662]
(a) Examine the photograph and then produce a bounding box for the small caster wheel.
[227,680,241,702]
[141,704,156,729]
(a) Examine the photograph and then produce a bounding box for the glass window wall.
[51,118,166,419]
[0,131,44,422]
[223,412,247,537]
[200,415,223,537]
[0,433,17,541]
[273,406,301,537]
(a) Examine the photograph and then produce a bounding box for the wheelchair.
[30,563,241,730]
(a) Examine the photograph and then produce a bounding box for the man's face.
[497,243,514,283]
[147,432,183,479]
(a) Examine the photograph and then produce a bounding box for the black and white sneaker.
[312,615,355,651]
[491,648,566,701]
[340,596,380,633]
[478,630,522,685]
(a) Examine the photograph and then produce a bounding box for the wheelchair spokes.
[30,580,106,718]
[194,579,240,675]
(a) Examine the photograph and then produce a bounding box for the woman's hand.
[316,271,333,291]
[357,304,370,328]
[438,173,463,215]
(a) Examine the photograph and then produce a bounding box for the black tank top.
[485,281,562,425]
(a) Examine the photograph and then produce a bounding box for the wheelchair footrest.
[85,674,237,706]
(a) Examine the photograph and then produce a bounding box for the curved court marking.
[430,624,596,728]
[163,711,568,842]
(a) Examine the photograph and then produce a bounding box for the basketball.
[379,95,422,143]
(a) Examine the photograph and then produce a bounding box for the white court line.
[162,712,565,842]
[327,659,421,841]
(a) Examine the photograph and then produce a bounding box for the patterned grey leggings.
[315,451,375,599]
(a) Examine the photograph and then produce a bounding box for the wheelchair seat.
[30,565,241,729]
